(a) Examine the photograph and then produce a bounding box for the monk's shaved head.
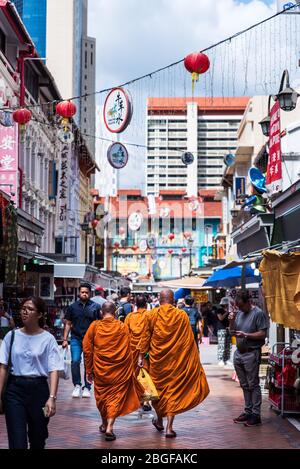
[101,301,116,317]
[159,289,174,305]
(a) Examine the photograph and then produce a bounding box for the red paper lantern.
[91,220,98,229]
[132,245,138,251]
[13,108,32,125]
[114,242,120,249]
[56,100,77,119]
[181,247,187,253]
[184,52,210,93]
[168,249,174,255]
[183,231,192,239]
[168,233,175,241]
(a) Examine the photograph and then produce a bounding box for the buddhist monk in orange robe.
[138,289,209,438]
[83,302,142,441]
[125,293,151,411]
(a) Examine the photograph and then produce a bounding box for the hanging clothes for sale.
[259,250,300,329]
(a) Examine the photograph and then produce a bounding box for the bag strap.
[7,329,15,372]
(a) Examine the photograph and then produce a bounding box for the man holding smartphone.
[229,290,269,427]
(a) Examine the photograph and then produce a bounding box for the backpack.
[184,307,199,328]
[116,302,132,322]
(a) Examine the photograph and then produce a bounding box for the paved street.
[0,345,299,449]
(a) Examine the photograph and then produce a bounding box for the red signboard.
[266,100,282,195]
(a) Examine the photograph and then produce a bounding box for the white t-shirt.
[0,329,64,377]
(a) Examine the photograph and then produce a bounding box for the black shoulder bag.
[0,329,15,414]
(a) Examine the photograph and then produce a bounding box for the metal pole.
[189,248,192,271]
[179,256,182,278]
[85,231,88,264]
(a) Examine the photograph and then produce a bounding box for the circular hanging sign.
[57,128,74,144]
[181,152,194,165]
[128,211,143,231]
[147,234,157,249]
[139,239,148,253]
[103,87,133,133]
[188,199,200,212]
[107,142,129,169]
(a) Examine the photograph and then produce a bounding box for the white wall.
[187,102,198,197]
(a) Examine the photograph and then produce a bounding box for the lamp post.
[187,237,194,273]
[113,250,119,272]
[80,222,91,264]
[259,69,299,137]
[178,253,183,278]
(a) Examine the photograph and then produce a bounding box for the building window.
[91,52,93,66]
[85,50,87,68]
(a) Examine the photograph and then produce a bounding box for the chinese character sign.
[0,124,18,204]
[266,100,282,195]
[103,88,132,133]
[55,143,70,236]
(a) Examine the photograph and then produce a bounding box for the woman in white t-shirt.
[0,297,63,449]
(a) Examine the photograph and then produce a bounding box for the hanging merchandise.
[224,153,236,167]
[128,211,143,231]
[0,111,14,127]
[181,152,194,166]
[103,87,133,133]
[131,245,138,252]
[184,52,210,94]
[107,142,128,169]
[119,226,126,236]
[183,231,192,240]
[91,220,98,229]
[188,198,200,212]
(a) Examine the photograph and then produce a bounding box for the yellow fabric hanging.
[259,250,300,329]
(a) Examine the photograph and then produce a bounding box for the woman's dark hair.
[20,297,46,328]
[136,294,147,309]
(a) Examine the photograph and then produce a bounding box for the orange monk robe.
[83,317,143,419]
[142,304,209,417]
[124,309,150,373]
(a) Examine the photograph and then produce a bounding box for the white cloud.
[89,0,276,90]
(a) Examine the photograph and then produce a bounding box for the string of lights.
[0,2,299,112]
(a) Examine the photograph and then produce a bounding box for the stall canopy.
[203,265,260,288]
[158,277,209,290]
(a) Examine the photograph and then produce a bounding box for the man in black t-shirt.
[116,287,133,322]
[62,284,101,398]
[216,297,232,366]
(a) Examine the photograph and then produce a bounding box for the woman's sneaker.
[72,384,81,398]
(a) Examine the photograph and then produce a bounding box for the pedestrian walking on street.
[83,302,143,441]
[182,295,202,350]
[216,297,232,366]
[0,297,63,449]
[116,287,133,322]
[125,294,152,411]
[91,286,107,308]
[230,290,269,427]
[62,284,101,398]
[139,289,209,438]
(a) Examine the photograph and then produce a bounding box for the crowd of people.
[0,285,269,448]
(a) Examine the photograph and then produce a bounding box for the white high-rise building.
[46,0,95,157]
[146,97,248,196]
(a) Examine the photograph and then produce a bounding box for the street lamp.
[259,70,299,137]
[187,237,194,272]
[80,222,91,264]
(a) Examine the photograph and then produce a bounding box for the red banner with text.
[266,100,282,195]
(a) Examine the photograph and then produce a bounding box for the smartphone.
[42,407,48,417]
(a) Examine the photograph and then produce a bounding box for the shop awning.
[158,277,209,290]
[203,265,260,288]
[54,264,92,279]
